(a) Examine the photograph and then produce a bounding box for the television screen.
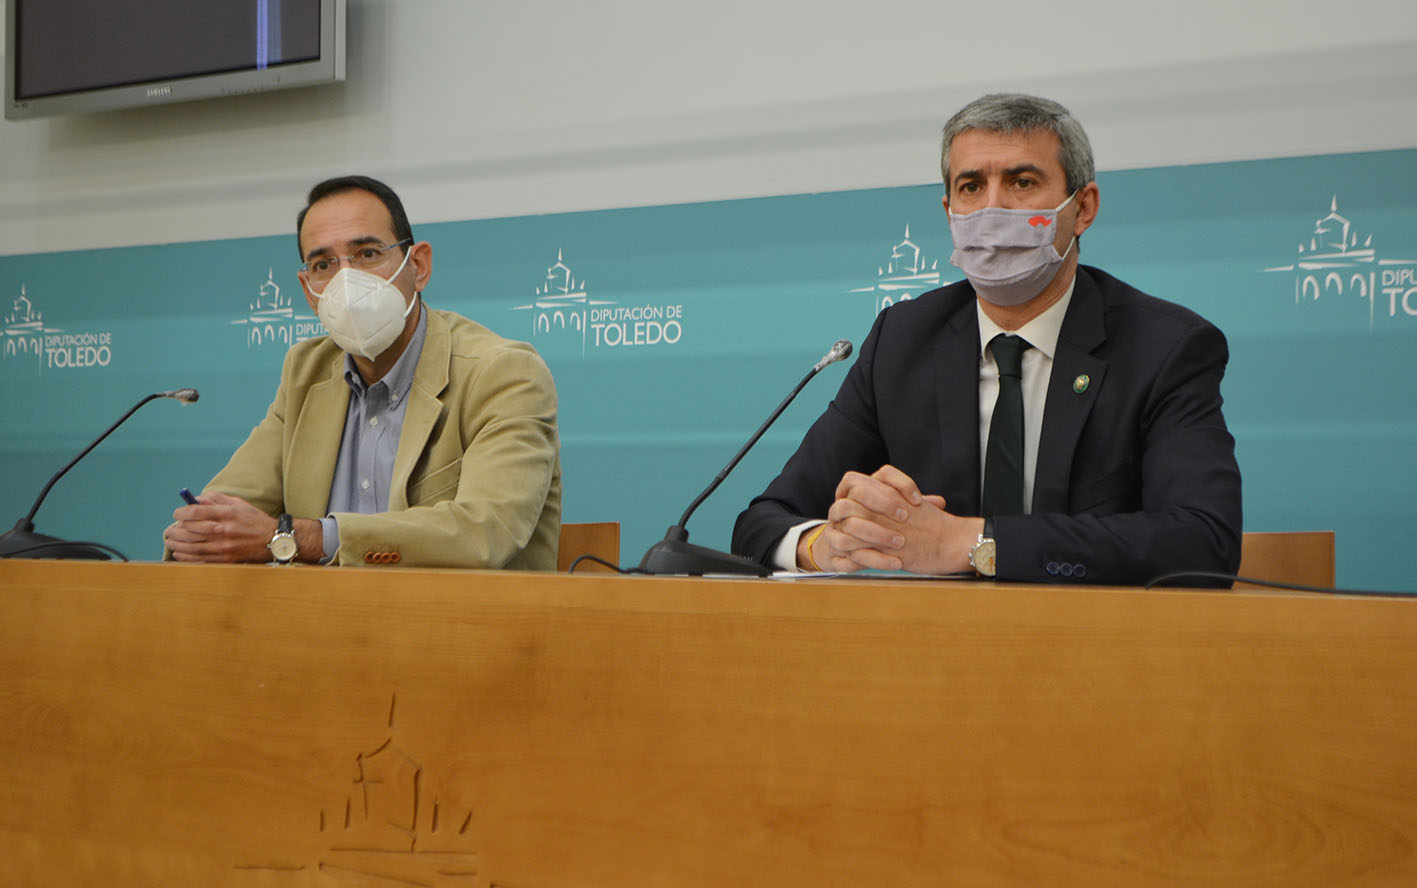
[5,0,345,119]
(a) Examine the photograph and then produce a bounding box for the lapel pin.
[1073,374,1090,394]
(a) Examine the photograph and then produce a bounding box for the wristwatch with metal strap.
[969,517,997,577]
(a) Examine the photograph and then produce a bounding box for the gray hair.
[940,94,1095,195]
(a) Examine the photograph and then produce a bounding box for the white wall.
[3,0,1417,256]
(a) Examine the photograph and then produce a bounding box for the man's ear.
[1072,182,1101,238]
[410,242,433,293]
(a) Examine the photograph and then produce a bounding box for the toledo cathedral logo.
[850,226,950,317]
[231,268,325,348]
[1263,197,1417,329]
[512,249,684,356]
[3,283,114,373]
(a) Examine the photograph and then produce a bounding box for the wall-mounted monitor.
[4,0,345,121]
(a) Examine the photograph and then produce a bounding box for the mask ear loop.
[388,246,420,319]
[385,244,414,284]
[382,245,419,321]
[1057,188,1084,259]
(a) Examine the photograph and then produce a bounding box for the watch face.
[971,539,997,577]
[269,534,298,562]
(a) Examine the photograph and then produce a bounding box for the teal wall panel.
[3,148,1415,588]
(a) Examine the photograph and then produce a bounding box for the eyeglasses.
[300,238,413,286]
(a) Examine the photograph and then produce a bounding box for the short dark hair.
[295,175,414,259]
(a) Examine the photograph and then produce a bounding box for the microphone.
[813,338,853,372]
[638,340,853,575]
[158,388,200,403]
[0,387,201,560]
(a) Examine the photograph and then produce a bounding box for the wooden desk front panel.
[1,561,1414,886]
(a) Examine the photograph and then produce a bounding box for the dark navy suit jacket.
[732,265,1243,585]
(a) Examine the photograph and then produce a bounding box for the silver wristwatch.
[267,513,298,565]
[969,518,997,577]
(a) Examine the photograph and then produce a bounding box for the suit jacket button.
[1046,562,1060,576]
[1074,564,1087,579]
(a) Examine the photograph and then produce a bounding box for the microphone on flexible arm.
[0,387,200,561]
[637,340,854,576]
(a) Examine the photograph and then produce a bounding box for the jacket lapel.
[390,307,451,510]
[1033,269,1107,514]
[930,299,983,514]
[286,349,350,517]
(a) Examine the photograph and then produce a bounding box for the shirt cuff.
[319,516,339,565]
[773,519,826,572]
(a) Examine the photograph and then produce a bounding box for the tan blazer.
[204,307,561,569]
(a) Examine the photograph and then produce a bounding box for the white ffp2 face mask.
[948,191,1077,307]
[310,249,416,360]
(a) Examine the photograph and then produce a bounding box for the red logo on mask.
[1028,215,1051,227]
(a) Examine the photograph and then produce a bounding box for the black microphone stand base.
[0,521,112,560]
[637,528,770,577]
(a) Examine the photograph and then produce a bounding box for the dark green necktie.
[982,334,1032,518]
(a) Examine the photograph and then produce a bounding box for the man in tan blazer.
[164,176,560,569]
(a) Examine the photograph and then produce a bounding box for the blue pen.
[179,488,199,505]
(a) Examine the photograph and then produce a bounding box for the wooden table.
[2,560,1415,886]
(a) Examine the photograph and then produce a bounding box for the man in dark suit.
[732,94,1242,584]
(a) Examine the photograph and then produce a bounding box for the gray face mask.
[948,191,1077,306]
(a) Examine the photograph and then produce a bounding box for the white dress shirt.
[975,278,1074,513]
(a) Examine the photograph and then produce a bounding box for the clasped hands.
[798,465,984,574]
